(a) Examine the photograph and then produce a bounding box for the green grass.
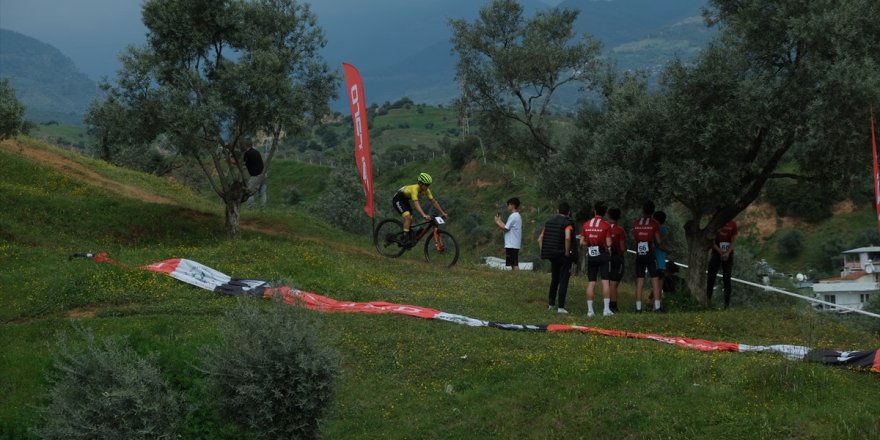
[27,123,93,150]
[2,139,880,439]
[373,106,458,133]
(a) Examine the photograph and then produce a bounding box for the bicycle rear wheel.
[424,230,459,267]
[374,219,407,257]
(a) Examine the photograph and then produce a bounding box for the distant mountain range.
[0,29,98,125]
[310,0,714,108]
[0,0,712,124]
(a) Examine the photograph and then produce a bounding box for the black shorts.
[605,255,625,282]
[392,192,412,216]
[586,254,609,281]
[505,248,519,267]
[635,253,658,278]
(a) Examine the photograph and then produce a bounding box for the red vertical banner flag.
[872,106,880,234]
[343,63,375,218]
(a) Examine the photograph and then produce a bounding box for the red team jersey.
[581,216,610,247]
[632,217,660,255]
[714,220,738,248]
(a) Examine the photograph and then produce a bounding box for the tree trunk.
[225,199,241,238]
[683,223,713,305]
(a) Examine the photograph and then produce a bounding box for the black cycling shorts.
[586,254,609,281]
[635,252,658,278]
[392,192,412,216]
[604,255,625,282]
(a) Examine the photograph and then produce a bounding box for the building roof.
[820,272,871,282]
[842,246,880,254]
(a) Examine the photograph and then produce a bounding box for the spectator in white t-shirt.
[494,197,523,271]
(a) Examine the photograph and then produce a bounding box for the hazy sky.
[0,0,564,81]
[0,0,146,80]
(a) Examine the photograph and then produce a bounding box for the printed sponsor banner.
[102,255,880,374]
[343,63,375,218]
[266,286,440,319]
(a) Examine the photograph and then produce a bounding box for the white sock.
[636,301,642,311]
[587,301,594,313]
[654,299,661,310]
[603,298,611,312]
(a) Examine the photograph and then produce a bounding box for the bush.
[849,228,880,248]
[284,186,302,205]
[310,168,372,234]
[449,136,479,170]
[0,79,26,139]
[466,226,494,248]
[32,327,184,439]
[777,230,804,258]
[764,179,836,223]
[199,300,339,440]
[812,235,846,275]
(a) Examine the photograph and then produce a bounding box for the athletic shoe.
[587,311,595,318]
[603,310,614,317]
[548,305,555,311]
[557,308,569,314]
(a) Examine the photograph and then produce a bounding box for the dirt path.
[2,139,179,205]
[0,139,379,255]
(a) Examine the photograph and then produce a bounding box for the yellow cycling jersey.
[398,183,433,201]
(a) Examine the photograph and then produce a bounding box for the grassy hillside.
[27,122,92,150]
[2,138,879,439]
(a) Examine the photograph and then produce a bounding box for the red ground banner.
[111,255,878,374]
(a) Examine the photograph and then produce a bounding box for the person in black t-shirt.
[244,143,267,210]
[538,202,577,314]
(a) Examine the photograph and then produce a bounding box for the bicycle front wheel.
[424,230,459,267]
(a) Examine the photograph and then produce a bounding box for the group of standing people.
[494,198,739,315]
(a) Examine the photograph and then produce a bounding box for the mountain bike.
[373,216,460,267]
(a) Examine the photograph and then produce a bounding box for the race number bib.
[720,242,731,252]
[588,246,600,257]
[637,241,650,256]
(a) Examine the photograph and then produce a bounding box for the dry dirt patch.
[1,139,177,205]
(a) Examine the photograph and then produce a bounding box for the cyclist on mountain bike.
[392,172,449,246]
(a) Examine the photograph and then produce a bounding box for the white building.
[811,246,880,311]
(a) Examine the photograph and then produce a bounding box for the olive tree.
[546,0,880,303]
[450,0,602,163]
[88,0,337,236]
[0,78,26,139]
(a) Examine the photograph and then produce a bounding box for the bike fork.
[433,227,445,252]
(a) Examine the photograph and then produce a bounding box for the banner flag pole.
[871,106,880,236]
[342,63,375,220]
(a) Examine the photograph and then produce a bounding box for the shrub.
[32,327,184,440]
[284,186,302,205]
[310,168,372,234]
[199,299,339,440]
[777,230,804,258]
[811,235,846,275]
[449,136,479,170]
[849,228,880,248]
[764,179,835,223]
[466,226,494,248]
[0,79,26,139]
